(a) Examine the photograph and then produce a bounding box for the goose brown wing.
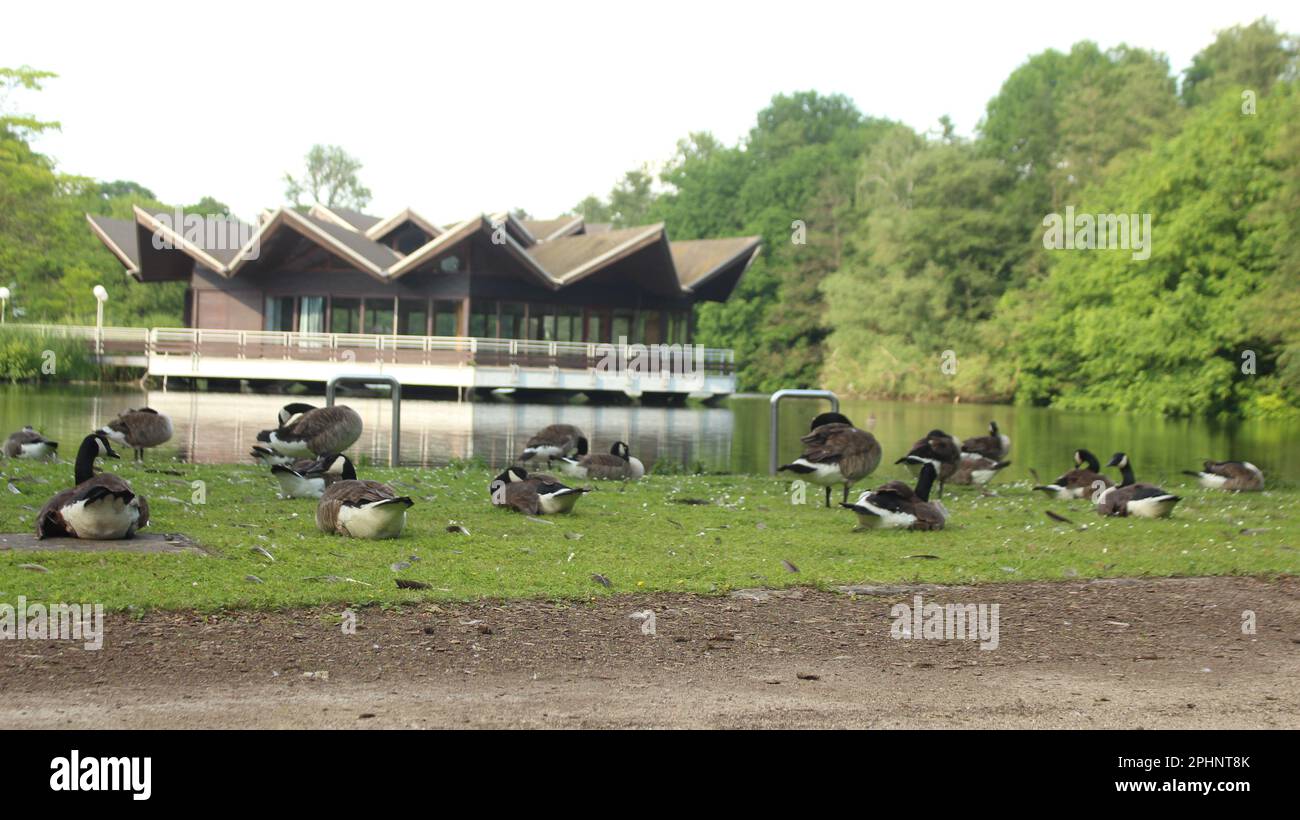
[291,406,362,453]
[526,424,583,449]
[579,454,630,479]
[504,482,541,515]
[799,424,881,482]
[36,488,79,537]
[960,435,1001,460]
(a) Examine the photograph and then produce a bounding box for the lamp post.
[93,285,108,356]
[0,287,9,326]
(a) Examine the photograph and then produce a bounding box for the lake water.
[2,386,1298,484]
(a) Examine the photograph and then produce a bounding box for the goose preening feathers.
[257,403,362,458]
[271,453,351,499]
[4,426,58,460]
[778,412,882,507]
[1096,453,1181,518]
[1182,460,1264,492]
[950,454,1011,486]
[519,424,587,465]
[842,462,947,531]
[557,441,645,481]
[490,467,588,515]
[314,456,412,539]
[99,407,173,461]
[1033,449,1114,500]
[895,429,961,497]
[250,444,296,467]
[36,433,149,539]
[960,421,1011,461]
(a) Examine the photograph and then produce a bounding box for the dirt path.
[2,576,1297,728]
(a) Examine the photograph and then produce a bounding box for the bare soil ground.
[2,576,1297,729]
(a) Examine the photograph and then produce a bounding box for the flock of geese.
[3,404,1267,541]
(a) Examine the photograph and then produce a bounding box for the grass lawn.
[0,459,1296,612]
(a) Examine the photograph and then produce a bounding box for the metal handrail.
[769,389,840,475]
[326,374,401,467]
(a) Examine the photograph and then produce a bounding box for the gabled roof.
[90,204,761,300]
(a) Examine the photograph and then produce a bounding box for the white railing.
[3,324,736,375]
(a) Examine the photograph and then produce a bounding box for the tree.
[1182,18,1298,107]
[283,145,372,210]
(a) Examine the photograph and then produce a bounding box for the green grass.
[0,459,1297,612]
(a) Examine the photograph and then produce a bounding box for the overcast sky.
[3,0,1295,223]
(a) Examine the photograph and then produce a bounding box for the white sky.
[3,0,1295,223]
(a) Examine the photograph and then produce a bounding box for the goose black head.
[810,412,852,430]
[1075,449,1101,471]
[321,453,355,480]
[92,432,120,459]
[1106,452,1129,469]
[988,421,999,435]
[926,429,950,439]
[278,403,316,426]
[495,467,528,484]
[575,437,590,456]
[611,441,631,460]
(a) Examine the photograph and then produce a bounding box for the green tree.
[1182,18,1298,107]
[284,144,372,210]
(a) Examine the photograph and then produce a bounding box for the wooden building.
[87,204,762,348]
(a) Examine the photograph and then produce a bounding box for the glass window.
[639,310,662,345]
[331,298,361,334]
[298,296,325,334]
[528,304,555,341]
[264,296,294,331]
[364,299,395,335]
[611,310,633,345]
[398,299,428,336]
[433,300,460,336]
[468,302,495,338]
[586,311,604,343]
[499,302,526,339]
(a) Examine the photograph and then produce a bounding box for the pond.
[2,386,1297,484]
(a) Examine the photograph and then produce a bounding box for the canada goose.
[257,404,362,457]
[950,455,1011,486]
[518,424,587,464]
[778,412,883,507]
[1182,460,1264,492]
[250,444,296,467]
[3,426,58,460]
[557,441,645,481]
[99,407,173,461]
[1033,449,1114,500]
[489,467,588,515]
[1096,453,1181,518]
[895,429,961,498]
[36,433,149,539]
[271,453,351,499]
[961,421,1011,461]
[841,462,947,531]
[315,456,412,539]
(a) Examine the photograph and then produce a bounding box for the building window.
[528,303,555,341]
[298,296,326,334]
[586,310,604,343]
[364,300,395,335]
[469,302,495,338]
[666,311,689,345]
[398,299,428,336]
[555,306,582,342]
[499,302,525,339]
[433,300,460,336]
[331,298,361,334]
[611,310,633,344]
[264,296,294,331]
[638,310,663,345]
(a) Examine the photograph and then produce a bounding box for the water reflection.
[1,386,1296,482]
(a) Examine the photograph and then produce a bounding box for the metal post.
[769,389,840,475]
[326,374,402,467]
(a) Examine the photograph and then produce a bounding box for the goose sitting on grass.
[315,456,412,539]
[1033,449,1114,500]
[100,407,173,462]
[4,426,58,460]
[1182,460,1264,492]
[778,412,882,507]
[950,454,1011,486]
[557,441,645,481]
[1096,453,1181,518]
[490,467,588,515]
[841,462,947,531]
[36,433,148,539]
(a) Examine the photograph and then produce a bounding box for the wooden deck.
[22,325,737,397]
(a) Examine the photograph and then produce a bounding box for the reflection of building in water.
[142,392,732,471]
